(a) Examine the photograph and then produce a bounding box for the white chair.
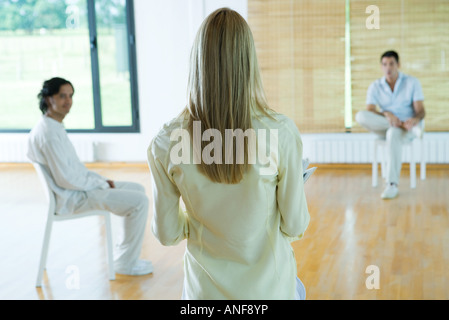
[33,162,115,287]
[372,121,426,189]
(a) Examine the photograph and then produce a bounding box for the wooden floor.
[0,163,448,300]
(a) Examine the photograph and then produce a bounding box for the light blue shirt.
[366,71,424,122]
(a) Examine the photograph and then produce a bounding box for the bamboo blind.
[248,0,346,133]
[249,0,449,133]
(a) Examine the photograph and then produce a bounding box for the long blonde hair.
[186,7,272,184]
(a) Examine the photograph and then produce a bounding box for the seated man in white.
[27,77,153,275]
[356,51,425,199]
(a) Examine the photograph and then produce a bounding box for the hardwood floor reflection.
[0,163,448,299]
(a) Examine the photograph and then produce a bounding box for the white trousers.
[356,110,416,185]
[74,181,149,271]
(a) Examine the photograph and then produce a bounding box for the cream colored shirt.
[27,115,109,215]
[147,110,310,300]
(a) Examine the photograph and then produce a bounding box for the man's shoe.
[381,184,398,200]
[116,260,154,276]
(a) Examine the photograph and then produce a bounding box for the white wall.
[134,0,248,145]
[130,0,248,162]
[1,0,447,163]
[90,0,250,161]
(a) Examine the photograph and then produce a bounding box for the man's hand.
[383,111,402,128]
[107,180,116,188]
[403,117,420,131]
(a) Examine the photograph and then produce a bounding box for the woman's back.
[148,110,309,299]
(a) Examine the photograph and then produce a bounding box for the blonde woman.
[148,8,309,300]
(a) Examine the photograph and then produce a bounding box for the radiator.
[0,134,448,164]
[301,134,449,164]
[0,137,96,163]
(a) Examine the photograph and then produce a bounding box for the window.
[0,0,139,133]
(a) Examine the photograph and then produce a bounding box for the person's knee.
[117,181,146,194]
[124,192,149,218]
[125,194,149,221]
[130,182,146,194]
[386,127,403,140]
[355,110,370,126]
[135,182,145,192]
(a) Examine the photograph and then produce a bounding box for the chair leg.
[36,218,54,287]
[421,160,426,180]
[372,142,378,187]
[420,139,426,180]
[104,213,115,281]
[410,144,416,189]
[381,148,387,180]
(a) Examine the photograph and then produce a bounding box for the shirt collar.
[383,71,402,81]
[43,115,65,129]
[382,71,403,91]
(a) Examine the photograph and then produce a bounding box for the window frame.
[0,0,140,134]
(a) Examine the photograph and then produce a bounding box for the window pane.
[0,0,95,130]
[95,0,132,127]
